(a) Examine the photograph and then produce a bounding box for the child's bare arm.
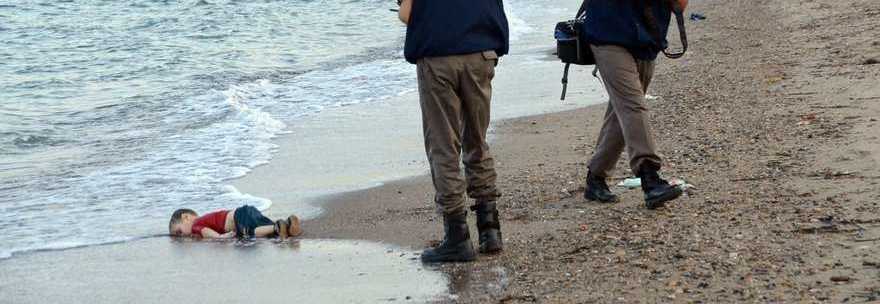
[198,228,233,239]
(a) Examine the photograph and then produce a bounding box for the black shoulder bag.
[555,1,689,100]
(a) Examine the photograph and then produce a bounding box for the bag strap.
[576,0,588,19]
[561,63,571,100]
[662,11,687,59]
[643,2,687,59]
[561,0,587,101]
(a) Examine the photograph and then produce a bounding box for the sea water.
[0,0,593,260]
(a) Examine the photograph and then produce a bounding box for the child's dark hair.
[168,208,197,234]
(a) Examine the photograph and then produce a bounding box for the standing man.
[581,0,688,209]
[398,0,509,263]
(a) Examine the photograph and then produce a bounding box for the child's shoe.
[287,215,302,237]
[275,219,290,239]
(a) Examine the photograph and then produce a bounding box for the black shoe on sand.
[638,169,682,209]
[421,211,476,263]
[471,200,503,254]
[584,171,619,203]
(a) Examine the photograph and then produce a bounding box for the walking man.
[581,0,688,209]
[398,0,509,263]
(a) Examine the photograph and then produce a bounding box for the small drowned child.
[168,205,302,239]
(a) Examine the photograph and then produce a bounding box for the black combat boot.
[471,200,503,254]
[421,211,477,263]
[638,168,682,209]
[584,171,619,203]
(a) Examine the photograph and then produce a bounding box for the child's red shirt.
[192,210,229,236]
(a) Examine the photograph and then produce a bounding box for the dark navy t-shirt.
[404,0,510,64]
[582,1,672,60]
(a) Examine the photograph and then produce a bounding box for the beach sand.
[3,0,878,302]
[266,0,880,302]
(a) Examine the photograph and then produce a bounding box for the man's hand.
[671,0,688,13]
[398,0,412,24]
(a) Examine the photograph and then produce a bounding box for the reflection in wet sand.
[0,237,450,303]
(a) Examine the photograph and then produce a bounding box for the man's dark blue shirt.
[404,0,510,64]
[582,1,672,60]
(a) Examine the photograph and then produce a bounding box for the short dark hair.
[168,208,197,234]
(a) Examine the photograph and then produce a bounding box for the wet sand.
[232,45,607,221]
[302,0,880,302]
[0,237,449,303]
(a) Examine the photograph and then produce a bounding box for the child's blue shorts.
[233,205,274,238]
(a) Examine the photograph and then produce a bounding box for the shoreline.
[232,43,608,222]
[228,1,597,222]
[303,105,610,249]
